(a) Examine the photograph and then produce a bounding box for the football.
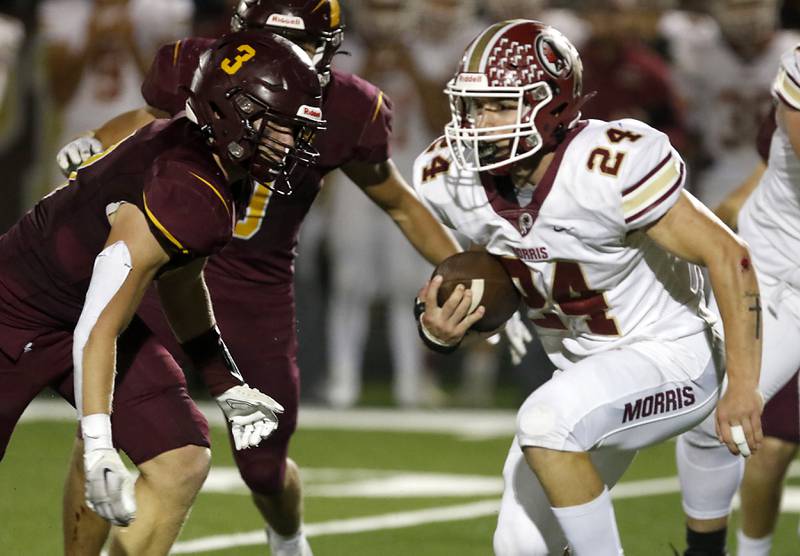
[432,251,521,332]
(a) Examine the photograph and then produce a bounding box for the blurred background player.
[321,0,482,408]
[483,0,588,46]
[580,0,687,151]
[55,1,463,553]
[663,0,798,208]
[37,0,192,197]
[0,6,27,231]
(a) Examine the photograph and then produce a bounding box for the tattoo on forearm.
[745,292,761,340]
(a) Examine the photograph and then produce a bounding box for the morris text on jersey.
[511,246,549,261]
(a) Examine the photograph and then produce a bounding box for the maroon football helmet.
[445,19,592,173]
[186,31,325,190]
[231,0,344,86]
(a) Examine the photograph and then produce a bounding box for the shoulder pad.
[772,46,800,110]
[143,158,233,258]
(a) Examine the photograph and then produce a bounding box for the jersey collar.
[479,120,589,236]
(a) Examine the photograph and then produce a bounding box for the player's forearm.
[93,108,159,147]
[157,265,215,343]
[81,332,118,416]
[707,246,762,387]
[388,196,460,265]
[156,264,244,395]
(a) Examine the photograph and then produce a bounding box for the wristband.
[414,297,461,354]
[81,413,114,452]
[181,325,244,396]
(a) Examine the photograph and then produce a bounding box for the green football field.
[2,400,799,555]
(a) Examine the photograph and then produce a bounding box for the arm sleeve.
[142,159,233,258]
[141,37,212,115]
[617,123,686,231]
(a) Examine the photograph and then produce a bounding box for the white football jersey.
[413,119,713,366]
[670,27,800,207]
[738,46,800,290]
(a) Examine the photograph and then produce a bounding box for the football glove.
[216,385,285,450]
[503,311,532,365]
[84,447,136,527]
[57,134,103,177]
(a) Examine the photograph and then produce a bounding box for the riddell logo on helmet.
[297,105,322,121]
[455,73,488,89]
[267,13,305,30]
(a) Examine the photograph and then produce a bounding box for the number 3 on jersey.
[234,182,273,239]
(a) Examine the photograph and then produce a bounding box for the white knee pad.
[676,432,744,519]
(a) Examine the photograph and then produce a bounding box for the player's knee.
[141,444,211,497]
[516,400,568,449]
[238,450,287,496]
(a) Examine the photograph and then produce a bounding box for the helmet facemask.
[223,89,323,194]
[445,78,553,173]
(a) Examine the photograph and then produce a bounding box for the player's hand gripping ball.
[433,251,521,332]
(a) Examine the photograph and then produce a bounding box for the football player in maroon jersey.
[2,31,324,555]
[55,1,465,555]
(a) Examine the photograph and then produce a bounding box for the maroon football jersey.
[142,37,393,287]
[0,116,233,359]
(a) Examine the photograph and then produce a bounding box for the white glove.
[56,134,103,177]
[216,385,285,450]
[503,311,533,365]
[81,414,136,526]
[84,448,137,526]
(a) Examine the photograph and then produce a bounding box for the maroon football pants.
[0,316,209,464]
[762,369,800,443]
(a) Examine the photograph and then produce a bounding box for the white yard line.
[171,475,750,554]
[21,398,517,438]
[171,500,501,554]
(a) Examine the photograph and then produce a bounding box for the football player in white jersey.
[411,20,763,555]
[664,0,798,209]
[675,45,800,556]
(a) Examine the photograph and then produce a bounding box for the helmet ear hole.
[550,102,567,117]
[209,101,225,120]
